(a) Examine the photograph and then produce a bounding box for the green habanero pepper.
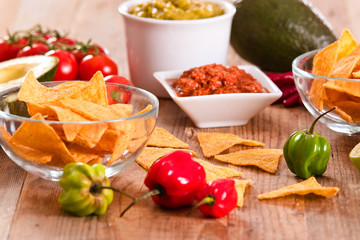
[283,107,335,179]
[58,163,114,217]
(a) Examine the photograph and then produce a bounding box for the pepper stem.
[308,107,336,134]
[187,195,215,216]
[120,188,161,217]
[90,183,135,201]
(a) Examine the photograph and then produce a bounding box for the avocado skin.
[230,0,337,72]
[38,65,58,82]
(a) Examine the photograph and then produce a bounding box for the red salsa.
[172,64,263,97]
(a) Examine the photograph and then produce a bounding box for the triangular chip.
[18,71,87,105]
[214,149,283,173]
[10,113,75,163]
[0,127,52,164]
[193,157,243,182]
[233,179,252,208]
[197,132,264,158]
[147,127,189,149]
[257,177,339,200]
[80,71,108,106]
[136,147,196,169]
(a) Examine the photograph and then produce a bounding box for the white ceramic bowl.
[154,65,282,128]
[118,0,236,98]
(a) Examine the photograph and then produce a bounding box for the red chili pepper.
[274,84,298,104]
[189,178,237,218]
[266,72,294,87]
[283,92,300,107]
[120,150,206,217]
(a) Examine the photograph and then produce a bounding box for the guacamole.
[128,0,224,20]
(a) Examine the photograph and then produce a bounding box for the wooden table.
[0,0,360,239]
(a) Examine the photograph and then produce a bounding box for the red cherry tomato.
[78,55,118,80]
[47,37,77,49]
[16,43,49,57]
[45,50,78,80]
[0,38,28,62]
[72,43,109,63]
[104,75,133,104]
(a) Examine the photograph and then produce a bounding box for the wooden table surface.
[0,0,360,239]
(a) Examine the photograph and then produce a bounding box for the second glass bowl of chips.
[293,49,360,135]
[0,77,159,181]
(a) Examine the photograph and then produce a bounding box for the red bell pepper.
[191,178,238,218]
[120,150,206,217]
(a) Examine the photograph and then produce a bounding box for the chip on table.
[257,177,339,200]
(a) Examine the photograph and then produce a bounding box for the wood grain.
[0,0,359,239]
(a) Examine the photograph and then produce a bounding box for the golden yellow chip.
[135,104,153,116]
[80,71,108,106]
[10,113,75,164]
[197,132,264,158]
[193,157,242,182]
[233,179,252,208]
[147,127,189,149]
[329,45,360,79]
[257,177,339,200]
[107,133,132,165]
[66,143,103,164]
[214,149,283,173]
[0,126,53,163]
[136,147,196,169]
[45,104,88,141]
[18,71,86,105]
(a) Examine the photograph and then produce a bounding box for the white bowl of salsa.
[154,64,282,128]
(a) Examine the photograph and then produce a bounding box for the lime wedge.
[349,142,360,171]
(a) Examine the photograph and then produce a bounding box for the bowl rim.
[154,65,283,101]
[118,0,236,25]
[0,81,159,124]
[292,49,360,82]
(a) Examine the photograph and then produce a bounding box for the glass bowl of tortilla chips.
[0,72,159,181]
[293,30,360,135]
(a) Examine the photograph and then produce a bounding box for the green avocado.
[0,55,58,92]
[230,0,337,72]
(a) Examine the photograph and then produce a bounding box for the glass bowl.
[0,81,159,181]
[292,49,360,135]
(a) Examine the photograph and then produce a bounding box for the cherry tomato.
[47,37,77,49]
[16,43,49,57]
[46,50,78,80]
[78,55,118,80]
[0,38,28,62]
[104,75,133,104]
[72,43,109,63]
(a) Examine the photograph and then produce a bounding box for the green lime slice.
[349,142,360,171]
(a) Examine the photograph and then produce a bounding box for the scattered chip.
[147,127,189,149]
[257,177,339,200]
[214,149,283,173]
[197,132,264,158]
[233,179,252,208]
[136,147,196,169]
[193,157,243,182]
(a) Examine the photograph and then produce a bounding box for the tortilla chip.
[193,157,243,182]
[234,179,252,208]
[135,104,153,116]
[81,71,108,106]
[257,177,339,200]
[10,113,75,163]
[147,127,189,149]
[66,143,103,164]
[0,127,52,163]
[214,149,283,173]
[136,147,196,169]
[329,45,360,79]
[197,132,264,158]
[45,105,89,141]
[18,71,86,105]
[106,133,132,165]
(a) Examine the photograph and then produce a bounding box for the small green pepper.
[58,163,114,217]
[283,108,335,179]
